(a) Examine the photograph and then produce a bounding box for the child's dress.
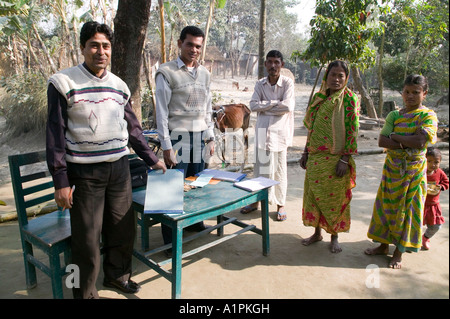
[424,168,449,226]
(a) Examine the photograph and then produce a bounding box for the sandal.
[240,205,257,214]
[277,211,287,221]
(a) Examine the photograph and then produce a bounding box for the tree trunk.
[27,34,47,78]
[404,44,410,81]
[351,66,378,119]
[244,38,256,79]
[158,0,166,64]
[308,66,323,108]
[99,0,108,24]
[62,17,78,66]
[229,22,235,78]
[72,19,81,64]
[112,0,152,123]
[258,0,266,79]
[10,36,23,75]
[143,47,157,127]
[200,0,215,65]
[90,0,97,20]
[377,30,385,117]
[32,23,58,74]
[52,1,78,66]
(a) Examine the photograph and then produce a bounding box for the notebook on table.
[144,169,184,214]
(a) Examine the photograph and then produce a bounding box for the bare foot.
[330,235,342,253]
[389,248,402,269]
[302,233,323,246]
[364,244,389,256]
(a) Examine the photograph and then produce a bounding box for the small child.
[422,147,449,250]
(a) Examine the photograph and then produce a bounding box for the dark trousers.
[162,131,206,244]
[67,156,135,299]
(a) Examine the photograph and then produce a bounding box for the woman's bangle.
[339,158,349,165]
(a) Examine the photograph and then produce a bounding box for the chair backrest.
[8,151,55,228]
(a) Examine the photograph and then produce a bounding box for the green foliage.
[375,0,449,94]
[292,0,386,70]
[0,0,29,17]
[215,0,227,9]
[151,0,302,61]
[211,90,223,106]
[0,72,47,136]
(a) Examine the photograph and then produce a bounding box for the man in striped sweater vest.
[46,21,166,299]
[155,26,215,248]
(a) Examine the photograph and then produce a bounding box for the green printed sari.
[367,106,438,252]
[302,80,360,235]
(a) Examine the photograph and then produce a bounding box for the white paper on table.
[233,176,279,192]
[144,169,184,214]
[189,174,214,187]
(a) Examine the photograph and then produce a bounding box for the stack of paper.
[234,176,279,192]
[144,169,184,214]
[197,169,246,182]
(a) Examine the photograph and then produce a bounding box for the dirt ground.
[0,77,448,300]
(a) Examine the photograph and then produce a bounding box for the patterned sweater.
[48,64,131,163]
[155,60,210,132]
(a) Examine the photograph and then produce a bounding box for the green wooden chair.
[9,151,71,299]
[129,133,162,251]
[128,153,159,251]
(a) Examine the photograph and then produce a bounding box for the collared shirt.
[46,63,159,189]
[250,75,295,152]
[155,57,214,150]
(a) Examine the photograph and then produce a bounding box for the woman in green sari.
[365,75,438,269]
[299,60,360,253]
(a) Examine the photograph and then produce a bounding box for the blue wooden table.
[131,180,270,299]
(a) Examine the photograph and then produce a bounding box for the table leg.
[217,215,224,236]
[141,215,150,251]
[171,224,183,299]
[260,195,270,256]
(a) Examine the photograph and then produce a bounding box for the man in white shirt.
[241,50,295,221]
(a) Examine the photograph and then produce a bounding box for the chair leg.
[22,241,37,289]
[49,252,64,299]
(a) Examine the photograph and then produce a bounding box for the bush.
[0,72,48,136]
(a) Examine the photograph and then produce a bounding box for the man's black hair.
[179,26,205,42]
[80,21,114,47]
[266,50,284,62]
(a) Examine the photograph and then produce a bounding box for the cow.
[211,103,251,167]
